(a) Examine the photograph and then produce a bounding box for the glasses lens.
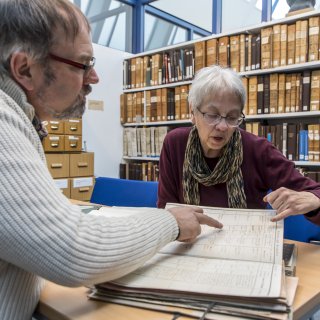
[227,119,238,127]
[90,57,96,68]
[228,117,243,127]
[84,57,96,77]
[204,114,220,125]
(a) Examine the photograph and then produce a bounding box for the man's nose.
[84,68,99,85]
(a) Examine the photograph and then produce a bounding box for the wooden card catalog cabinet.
[54,178,70,198]
[43,117,94,200]
[64,119,82,135]
[69,152,94,177]
[44,120,64,134]
[70,177,94,201]
[42,134,64,152]
[45,154,70,178]
[64,135,82,152]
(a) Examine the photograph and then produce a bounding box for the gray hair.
[0,0,90,76]
[188,65,246,112]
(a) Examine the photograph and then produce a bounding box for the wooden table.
[36,240,320,320]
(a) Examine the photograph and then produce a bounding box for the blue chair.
[284,215,320,243]
[90,177,158,207]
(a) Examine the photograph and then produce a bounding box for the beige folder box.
[70,176,94,201]
[64,119,82,135]
[53,178,70,198]
[69,152,94,178]
[45,153,70,178]
[64,135,82,152]
[42,134,65,152]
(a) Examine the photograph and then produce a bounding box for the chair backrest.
[284,215,320,243]
[90,177,158,207]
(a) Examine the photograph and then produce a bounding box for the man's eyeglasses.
[197,108,245,128]
[48,53,96,76]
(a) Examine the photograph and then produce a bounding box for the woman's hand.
[263,187,320,222]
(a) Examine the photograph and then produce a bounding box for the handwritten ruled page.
[163,203,283,265]
[113,252,283,297]
[110,204,283,298]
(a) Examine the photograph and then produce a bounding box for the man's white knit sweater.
[0,76,179,320]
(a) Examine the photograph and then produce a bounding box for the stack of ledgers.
[88,203,299,320]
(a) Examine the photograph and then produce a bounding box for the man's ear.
[190,104,196,125]
[10,52,35,91]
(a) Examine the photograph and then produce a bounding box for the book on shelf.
[289,73,297,113]
[230,35,240,72]
[309,16,320,61]
[300,20,308,64]
[88,203,298,320]
[263,74,271,114]
[272,24,281,68]
[248,76,258,115]
[287,23,296,65]
[280,24,287,66]
[257,75,264,114]
[302,70,311,111]
[261,27,272,69]
[270,73,279,114]
[194,41,206,73]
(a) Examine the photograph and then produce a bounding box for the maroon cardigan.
[158,126,320,225]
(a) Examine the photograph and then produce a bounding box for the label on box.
[73,177,93,188]
[54,179,68,189]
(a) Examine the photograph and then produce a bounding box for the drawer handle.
[51,163,62,168]
[50,125,59,130]
[70,143,77,148]
[79,187,90,192]
[50,143,59,147]
[78,162,88,167]
[70,126,78,131]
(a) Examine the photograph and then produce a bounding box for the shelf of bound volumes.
[121,9,320,181]
[123,119,192,127]
[119,161,159,181]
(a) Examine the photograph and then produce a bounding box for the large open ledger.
[87,203,298,320]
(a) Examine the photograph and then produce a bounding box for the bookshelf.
[121,9,320,181]
[123,119,192,127]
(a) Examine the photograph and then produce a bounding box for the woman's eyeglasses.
[197,109,245,128]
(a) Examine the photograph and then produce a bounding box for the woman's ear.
[9,52,35,91]
[190,105,196,125]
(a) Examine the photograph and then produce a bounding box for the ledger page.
[163,203,283,265]
[112,252,283,298]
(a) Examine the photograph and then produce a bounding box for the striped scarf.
[182,126,247,208]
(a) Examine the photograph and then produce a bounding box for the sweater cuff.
[305,208,320,217]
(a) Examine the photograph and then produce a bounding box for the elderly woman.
[158,65,320,225]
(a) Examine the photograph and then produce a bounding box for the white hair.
[188,65,246,111]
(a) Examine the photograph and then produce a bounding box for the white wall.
[82,43,131,178]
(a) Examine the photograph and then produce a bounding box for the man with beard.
[0,1,223,319]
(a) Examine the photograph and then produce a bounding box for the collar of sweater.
[0,74,35,121]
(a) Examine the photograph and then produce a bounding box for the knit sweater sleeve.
[0,103,179,287]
